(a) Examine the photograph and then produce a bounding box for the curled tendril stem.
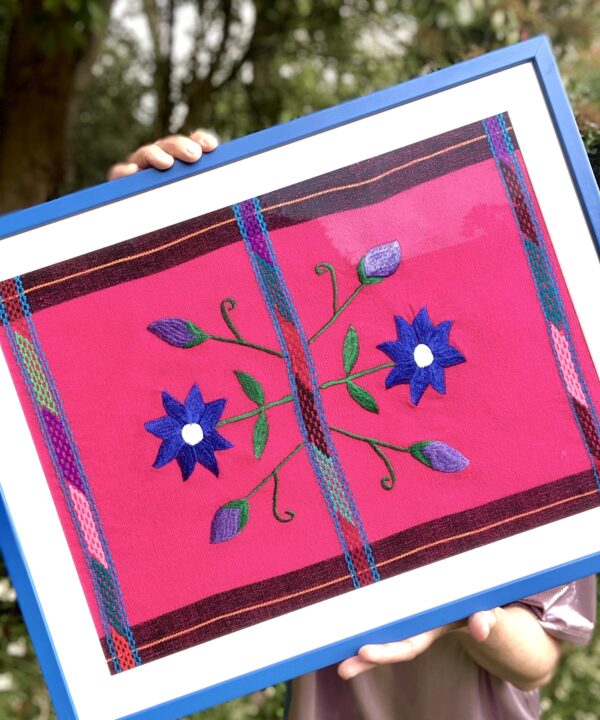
[272,471,295,522]
[330,426,404,490]
[370,443,396,490]
[214,296,283,356]
[315,262,339,314]
[220,297,243,340]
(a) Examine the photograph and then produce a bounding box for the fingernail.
[486,611,497,628]
[150,146,171,164]
[185,141,201,157]
[362,647,382,662]
[199,132,218,148]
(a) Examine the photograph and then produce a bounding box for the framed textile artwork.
[1,36,599,720]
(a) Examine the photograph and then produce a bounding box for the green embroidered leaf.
[343,325,359,374]
[347,382,379,413]
[234,370,265,405]
[186,321,210,347]
[357,257,384,285]
[253,412,269,459]
[408,441,433,467]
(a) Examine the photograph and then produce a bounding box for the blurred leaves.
[63,0,600,190]
[1,1,600,717]
[0,548,287,718]
[1,0,599,206]
[542,615,600,719]
[0,557,57,720]
[70,21,151,189]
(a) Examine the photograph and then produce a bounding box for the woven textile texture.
[1,113,599,672]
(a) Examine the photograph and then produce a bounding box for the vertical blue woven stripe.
[0,287,122,672]
[483,117,600,489]
[233,199,380,585]
[232,203,362,587]
[495,115,600,436]
[2,279,141,671]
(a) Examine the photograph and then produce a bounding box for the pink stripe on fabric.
[69,485,108,567]
[551,324,588,407]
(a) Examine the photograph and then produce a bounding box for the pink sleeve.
[511,576,596,645]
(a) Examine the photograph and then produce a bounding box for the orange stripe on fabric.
[264,134,489,213]
[376,489,598,571]
[15,134,491,304]
[106,486,596,662]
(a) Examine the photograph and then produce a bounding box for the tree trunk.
[0,1,112,214]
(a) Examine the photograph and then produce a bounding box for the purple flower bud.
[358,240,401,285]
[148,318,209,348]
[210,499,249,543]
[409,441,469,473]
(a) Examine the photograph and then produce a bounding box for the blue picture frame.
[1,34,599,720]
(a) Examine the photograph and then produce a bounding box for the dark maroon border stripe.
[22,206,241,314]
[20,116,515,314]
[101,468,598,671]
[262,119,511,232]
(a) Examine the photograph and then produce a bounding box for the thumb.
[468,609,498,642]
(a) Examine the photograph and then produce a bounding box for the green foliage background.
[1,1,600,718]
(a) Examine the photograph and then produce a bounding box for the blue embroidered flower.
[145,385,233,481]
[377,307,466,405]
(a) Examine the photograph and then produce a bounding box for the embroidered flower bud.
[358,240,401,285]
[409,441,469,473]
[210,499,249,543]
[148,318,209,348]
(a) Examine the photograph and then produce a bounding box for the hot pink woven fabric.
[1,115,598,671]
[20,155,597,630]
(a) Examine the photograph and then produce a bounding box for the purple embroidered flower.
[377,307,465,405]
[210,499,249,543]
[145,385,233,481]
[148,318,209,348]
[358,240,401,285]
[409,441,469,472]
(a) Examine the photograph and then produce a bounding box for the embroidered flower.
[358,240,401,285]
[145,385,233,481]
[409,441,469,472]
[377,307,465,405]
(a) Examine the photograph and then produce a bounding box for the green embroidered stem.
[330,426,411,453]
[272,471,295,522]
[309,284,364,343]
[220,298,243,341]
[218,363,394,428]
[217,394,294,427]
[331,426,407,490]
[321,362,395,389]
[245,442,305,500]
[208,333,284,358]
[370,443,397,490]
[314,263,339,314]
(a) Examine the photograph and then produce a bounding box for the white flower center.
[181,423,204,446]
[413,343,434,368]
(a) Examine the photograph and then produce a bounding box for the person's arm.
[338,606,562,691]
[107,129,218,180]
